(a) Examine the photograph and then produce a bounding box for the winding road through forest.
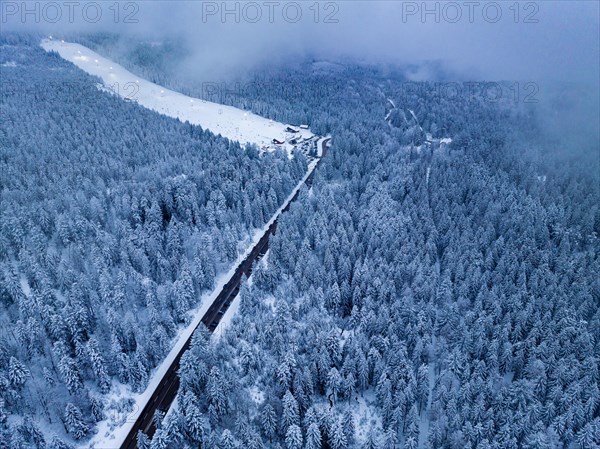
[120,138,330,449]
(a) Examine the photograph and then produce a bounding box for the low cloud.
[2,1,597,85]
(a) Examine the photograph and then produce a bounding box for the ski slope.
[40,38,313,153]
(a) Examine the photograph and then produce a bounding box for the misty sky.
[2,1,599,86]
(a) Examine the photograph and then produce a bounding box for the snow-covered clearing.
[40,39,313,153]
[353,391,383,445]
[249,386,265,406]
[310,390,382,446]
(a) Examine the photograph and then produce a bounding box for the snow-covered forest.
[74,36,600,449]
[1,27,599,449]
[0,35,308,448]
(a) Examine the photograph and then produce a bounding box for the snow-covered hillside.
[41,38,313,153]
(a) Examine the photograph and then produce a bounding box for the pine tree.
[149,428,169,449]
[305,422,322,449]
[87,338,110,393]
[576,418,600,449]
[58,355,83,394]
[362,428,380,449]
[0,399,7,426]
[8,423,25,449]
[8,357,29,388]
[137,431,151,449]
[327,282,341,312]
[358,354,369,391]
[163,412,183,447]
[245,429,264,449]
[174,262,195,317]
[383,427,397,449]
[63,403,88,440]
[207,366,227,416]
[285,424,303,449]
[47,436,75,449]
[343,410,355,447]
[277,360,292,389]
[417,363,429,413]
[327,368,342,403]
[220,429,236,449]
[261,403,277,442]
[282,390,300,431]
[403,436,417,449]
[330,416,348,449]
[185,402,208,442]
[23,416,45,449]
[90,396,104,422]
[344,373,357,403]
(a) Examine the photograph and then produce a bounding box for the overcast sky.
[3,1,599,86]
